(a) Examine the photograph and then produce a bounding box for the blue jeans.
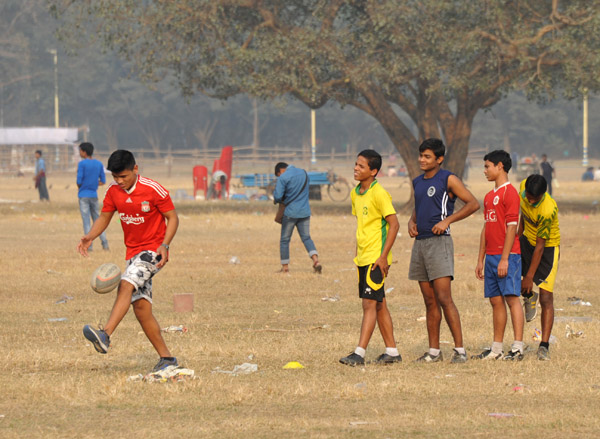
[79,197,109,249]
[280,216,318,264]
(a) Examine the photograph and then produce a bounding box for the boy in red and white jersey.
[77,150,180,373]
[474,150,525,361]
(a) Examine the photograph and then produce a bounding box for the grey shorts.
[121,250,162,304]
[408,235,454,282]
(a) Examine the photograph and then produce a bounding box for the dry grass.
[1,162,600,438]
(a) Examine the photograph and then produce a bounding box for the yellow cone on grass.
[283,361,304,369]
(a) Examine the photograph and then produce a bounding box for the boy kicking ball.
[474,150,525,361]
[77,150,180,373]
[339,150,401,366]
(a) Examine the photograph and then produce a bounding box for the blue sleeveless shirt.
[413,168,456,240]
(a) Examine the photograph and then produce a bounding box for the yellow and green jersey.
[351,180,396,266]
[519,179,560,247]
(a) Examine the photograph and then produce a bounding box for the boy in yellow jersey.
[518,174,560,361]
[340,150,401,366]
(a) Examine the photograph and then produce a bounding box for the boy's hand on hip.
[372,257,389,277]
[432,219,450,235]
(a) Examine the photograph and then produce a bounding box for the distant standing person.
[273,162,321,273]
[78,150,180,373]
[540,154,555,196]
[519,174,560,361]
[34,150,49,201]
[474,150,524,361]
[339,150,401,366]
[77,142,109,251]
[408,138,480,363]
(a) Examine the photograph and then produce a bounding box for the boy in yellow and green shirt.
[339,150,401,366]
[518,174,560,361]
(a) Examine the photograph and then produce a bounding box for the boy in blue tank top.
[408,139,479,363]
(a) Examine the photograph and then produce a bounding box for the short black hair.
[483,149,512,173]
[419,138,445,158]
[525,174,547,197]
[274,162,288,176]
[35,150,42,156]
[79,142,94,157]
[107,150,136,173]
[357,149,382,173]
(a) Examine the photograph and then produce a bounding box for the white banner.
[0,127,78,145]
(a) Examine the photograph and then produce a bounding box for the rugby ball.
[91,263,121,294]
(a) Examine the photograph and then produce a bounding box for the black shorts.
[520,235,560,292]
[357,264,386,302]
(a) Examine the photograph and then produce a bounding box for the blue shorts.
[484,254,521,298]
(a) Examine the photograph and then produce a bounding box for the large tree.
[50,0,600,180]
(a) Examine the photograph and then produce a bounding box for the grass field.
[1,161,599,438]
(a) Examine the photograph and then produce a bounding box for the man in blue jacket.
[77,142,109,251]
[273,162,321,273]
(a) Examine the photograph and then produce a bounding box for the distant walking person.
[273,162,321,273]
[539,154,555,196]
[34,150,49,201]
[77,142,109,251]
[408,138,480,364]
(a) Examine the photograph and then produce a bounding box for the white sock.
[354,347,366,358]
[454,347,466,355]
[512,340,524,353]
[385,347,399,357]
[491,341,503,354]
[429,348,441,356]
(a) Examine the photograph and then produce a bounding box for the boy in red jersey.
[77,150,180,372]
[474,150,525,361]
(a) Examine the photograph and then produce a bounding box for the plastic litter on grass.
[211,363,258,376]
[127,365,195,383]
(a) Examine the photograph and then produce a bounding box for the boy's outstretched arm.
[156,209,179,268]
[431,175,479,235]
[373,213,399,277]
[78,211,114,256]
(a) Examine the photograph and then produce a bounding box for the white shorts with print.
[121,250,162,304]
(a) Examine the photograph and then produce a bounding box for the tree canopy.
[51,0,600,179]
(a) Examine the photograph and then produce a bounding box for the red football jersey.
[102,175,175,259]
[483,182,520,255]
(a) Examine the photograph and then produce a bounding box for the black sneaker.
[373,353,402,364]
[415,351,443,363]
[503,349,524,361]
[450,349,468,364]
[83,325,110,354]
[339,352,365,366]
[152,357,179,372]
[537,346,550,361]
[471,348,503,360]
